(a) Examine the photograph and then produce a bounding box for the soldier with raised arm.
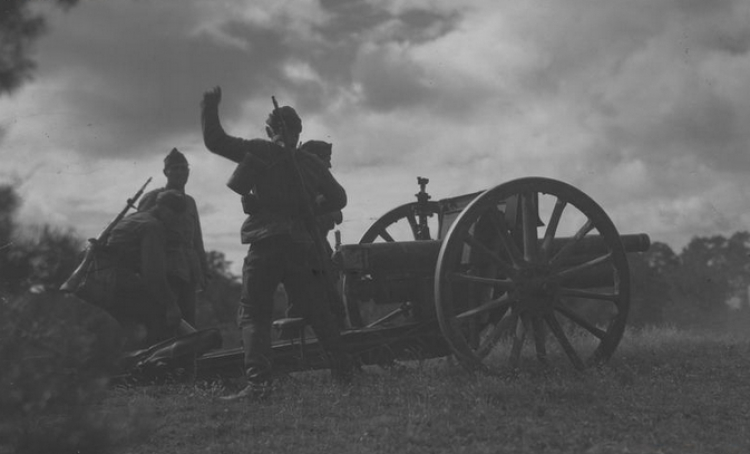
[138,148,210,328]
[201,86,352,400]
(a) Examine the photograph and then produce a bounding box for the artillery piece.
[125,177,650,381]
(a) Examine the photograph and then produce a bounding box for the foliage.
[6,224,83,294]
[0,0,79,96]
[0,291,151,454]
[0,185,19,242]
[626,234,750,330]
[197,250,242,331]
[627,248,669,327]
[0,184,85,294]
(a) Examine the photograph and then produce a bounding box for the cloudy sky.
[2,0,750,273]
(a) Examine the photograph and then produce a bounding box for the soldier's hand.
[202,86,222,107]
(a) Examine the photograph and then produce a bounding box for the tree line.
[2,182,750,331]
[628,232,750,331]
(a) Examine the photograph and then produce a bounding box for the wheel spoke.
[486,208,525,266]
[476,306,514,358]
[508,314,526,368]
[377,228,395,242]
[556,253,612,279]
[521,193,539,262]
[456,294,511,320]
[544,313,585,370]
[448,272,515,290]
[434,178,631,374]
[550,219,595,267]
[558,287,619,303]
[463,234,516,277]
[531,316,547,363]
[541,198,566,259]
[405,212,419,239]
[554,304,608,339]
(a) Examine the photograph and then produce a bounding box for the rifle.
[271,96,348,327]
[60,177,152,293]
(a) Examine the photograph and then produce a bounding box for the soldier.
[299,140,343,257]
[138,148,209,328]
[284,140,344,324]
[105,189,186,346]
[201,86,352,399]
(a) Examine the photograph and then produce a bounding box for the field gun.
[123,177,651,381]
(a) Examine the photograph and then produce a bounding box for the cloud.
[3,0,750,273]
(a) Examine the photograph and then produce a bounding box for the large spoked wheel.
[359,201,441,242]
[434,177,630,372]
[343,201,442,328]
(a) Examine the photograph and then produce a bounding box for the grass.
[97,326,750,454]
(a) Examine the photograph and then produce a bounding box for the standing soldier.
[138,148,210,328]
[201,86,352,399]
[283,140,344,325]
[299,140,343,257]
[105,190,187,346]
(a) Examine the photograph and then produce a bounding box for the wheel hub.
[512,265,559,317]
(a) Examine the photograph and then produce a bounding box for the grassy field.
[100,326,750,454]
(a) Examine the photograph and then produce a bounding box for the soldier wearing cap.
[299,140,343,248]
[201,86,352,399]
[282,140,344,321]
[105,189,187,345]
[138,148,210,328]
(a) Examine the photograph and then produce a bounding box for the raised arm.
[201,86,251,164]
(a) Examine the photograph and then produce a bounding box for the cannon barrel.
[551,233,650,289]
[548,233,650,257]
[339,233,650,306]
[339,233,650,274]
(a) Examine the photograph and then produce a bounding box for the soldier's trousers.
[237,234,345,385]
[167,275,197,327]
[109,281,173,347]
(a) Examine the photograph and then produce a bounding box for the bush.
[0,291,151,454]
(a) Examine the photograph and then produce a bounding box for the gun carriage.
[121,176,650,381]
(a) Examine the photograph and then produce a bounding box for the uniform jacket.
[105,210,175,308]
[201,100,347,244]
[138,188,208,286]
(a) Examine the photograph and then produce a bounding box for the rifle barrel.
[60,177,153,293]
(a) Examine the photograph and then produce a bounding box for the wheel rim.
[343,201,442,328]
[359,201,441,243]
[434,177,630,372]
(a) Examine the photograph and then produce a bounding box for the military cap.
[164,148,188,169]
[266,106,302,134]
[300,140,333,167]
[156,189,187,213]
